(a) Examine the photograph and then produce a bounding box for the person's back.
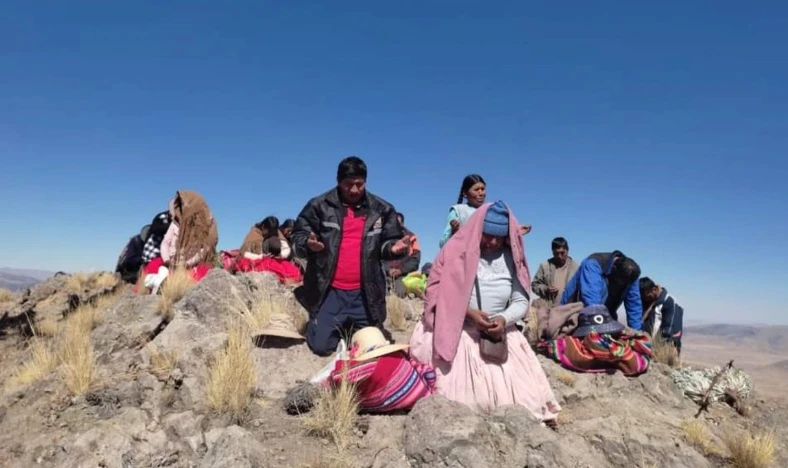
[560,251,644,330]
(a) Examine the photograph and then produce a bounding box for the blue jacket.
[560,252,643,330]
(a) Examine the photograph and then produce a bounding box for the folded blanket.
[537,331,652,377]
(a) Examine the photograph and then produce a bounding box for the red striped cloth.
[328,351,436,413]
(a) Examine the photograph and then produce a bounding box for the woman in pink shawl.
[410,201,560,422]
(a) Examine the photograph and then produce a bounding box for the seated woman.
[143,190,219,292]
[439,175,530,248]
[410,201,560,422]
[240,216,292,260]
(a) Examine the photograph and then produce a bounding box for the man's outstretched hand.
[391,235,415,255]
[306,232,325,252]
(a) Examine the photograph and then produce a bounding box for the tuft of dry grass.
[33,317,60,337]
[303,376,359,452]
[386,295,408,331]
[8,339,57,387]
[156,267,194,321]
[651,334,681,368]
[59,320,96,395]
[64,272,92,294]
[556,370,577,387]
[723,428,776,468]
[206,322,258,422]
[147,343,180,380]
[681,420,723,456]
[0,288,16,304]
[94,272,119,290]
[244,290,277,332]
[285,296,309,335]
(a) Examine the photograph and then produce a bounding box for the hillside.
[1,271,785,467]
[0,267,56,292]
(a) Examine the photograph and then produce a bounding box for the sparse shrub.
[556,370,577,387]
[8,339,57,387]
[723,428,776,468]
[156,267,194,321]
[681,419,722,456]
[386,295,408,331]
[303,377,359,452]
[206,322,257,422]
[59,320,96,395]
[651,334,681,368]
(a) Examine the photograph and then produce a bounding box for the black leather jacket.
[291,188,404,323]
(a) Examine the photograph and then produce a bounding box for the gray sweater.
[468,249,528,326]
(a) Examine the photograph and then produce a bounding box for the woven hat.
[573,305,625,337]
[349,327,409,361]
[254,313,305,340]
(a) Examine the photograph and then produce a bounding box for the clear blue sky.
[1,2,786,324]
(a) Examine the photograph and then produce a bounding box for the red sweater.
[332,208,366,290]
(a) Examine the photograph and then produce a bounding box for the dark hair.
[616,256,641,282]
[281,219,295,230]
[551,237,569,250]
[639,277,656,292]
[337,156,367,183]
[258,216,280,238]
[263,237,282,256]
[457,174,486,204]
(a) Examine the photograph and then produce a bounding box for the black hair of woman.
[457,174,486,205]
[257,216,280,238]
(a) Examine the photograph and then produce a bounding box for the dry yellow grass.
[386,295,408,331]
[147,343,179,380]
[556,370,577,387]
[0,288,15,304]
[94,272,119,290]
[723,428,776,468]
[206,322,257,421]
[33,317,60,337]
[651,334,681,368]
[64,272,92,294]
[681,420,723,456]
[303,377,359,452]
[59,320,96,395]
[285,295,309,335]
[156,267,194,321]
[8,339,57,387]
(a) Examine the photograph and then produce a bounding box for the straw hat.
[254,314,305,340]
[349,327,409,361]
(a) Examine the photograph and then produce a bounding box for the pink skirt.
[409,322,561,420]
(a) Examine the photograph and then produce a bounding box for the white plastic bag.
[309,339,347,385]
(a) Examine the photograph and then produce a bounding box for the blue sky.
[1,2,786,324]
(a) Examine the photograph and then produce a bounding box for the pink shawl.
[422,202,532,362]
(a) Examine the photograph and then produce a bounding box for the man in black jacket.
[640,277,684,353]
[292,157,413,356]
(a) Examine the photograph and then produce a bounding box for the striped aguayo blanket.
[537,331,653,377]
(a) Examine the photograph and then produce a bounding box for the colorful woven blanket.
[329,351,436,413]
[538,331,653,377]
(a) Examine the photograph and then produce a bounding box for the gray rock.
[201,426,265,468]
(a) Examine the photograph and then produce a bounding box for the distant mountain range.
[686,323,788,353]
[0,268,56,291]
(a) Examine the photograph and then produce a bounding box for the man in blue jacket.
[560,251,643,330]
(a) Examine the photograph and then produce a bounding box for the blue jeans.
[306,288,375,356]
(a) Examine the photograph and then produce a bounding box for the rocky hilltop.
[1,271,785,467]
